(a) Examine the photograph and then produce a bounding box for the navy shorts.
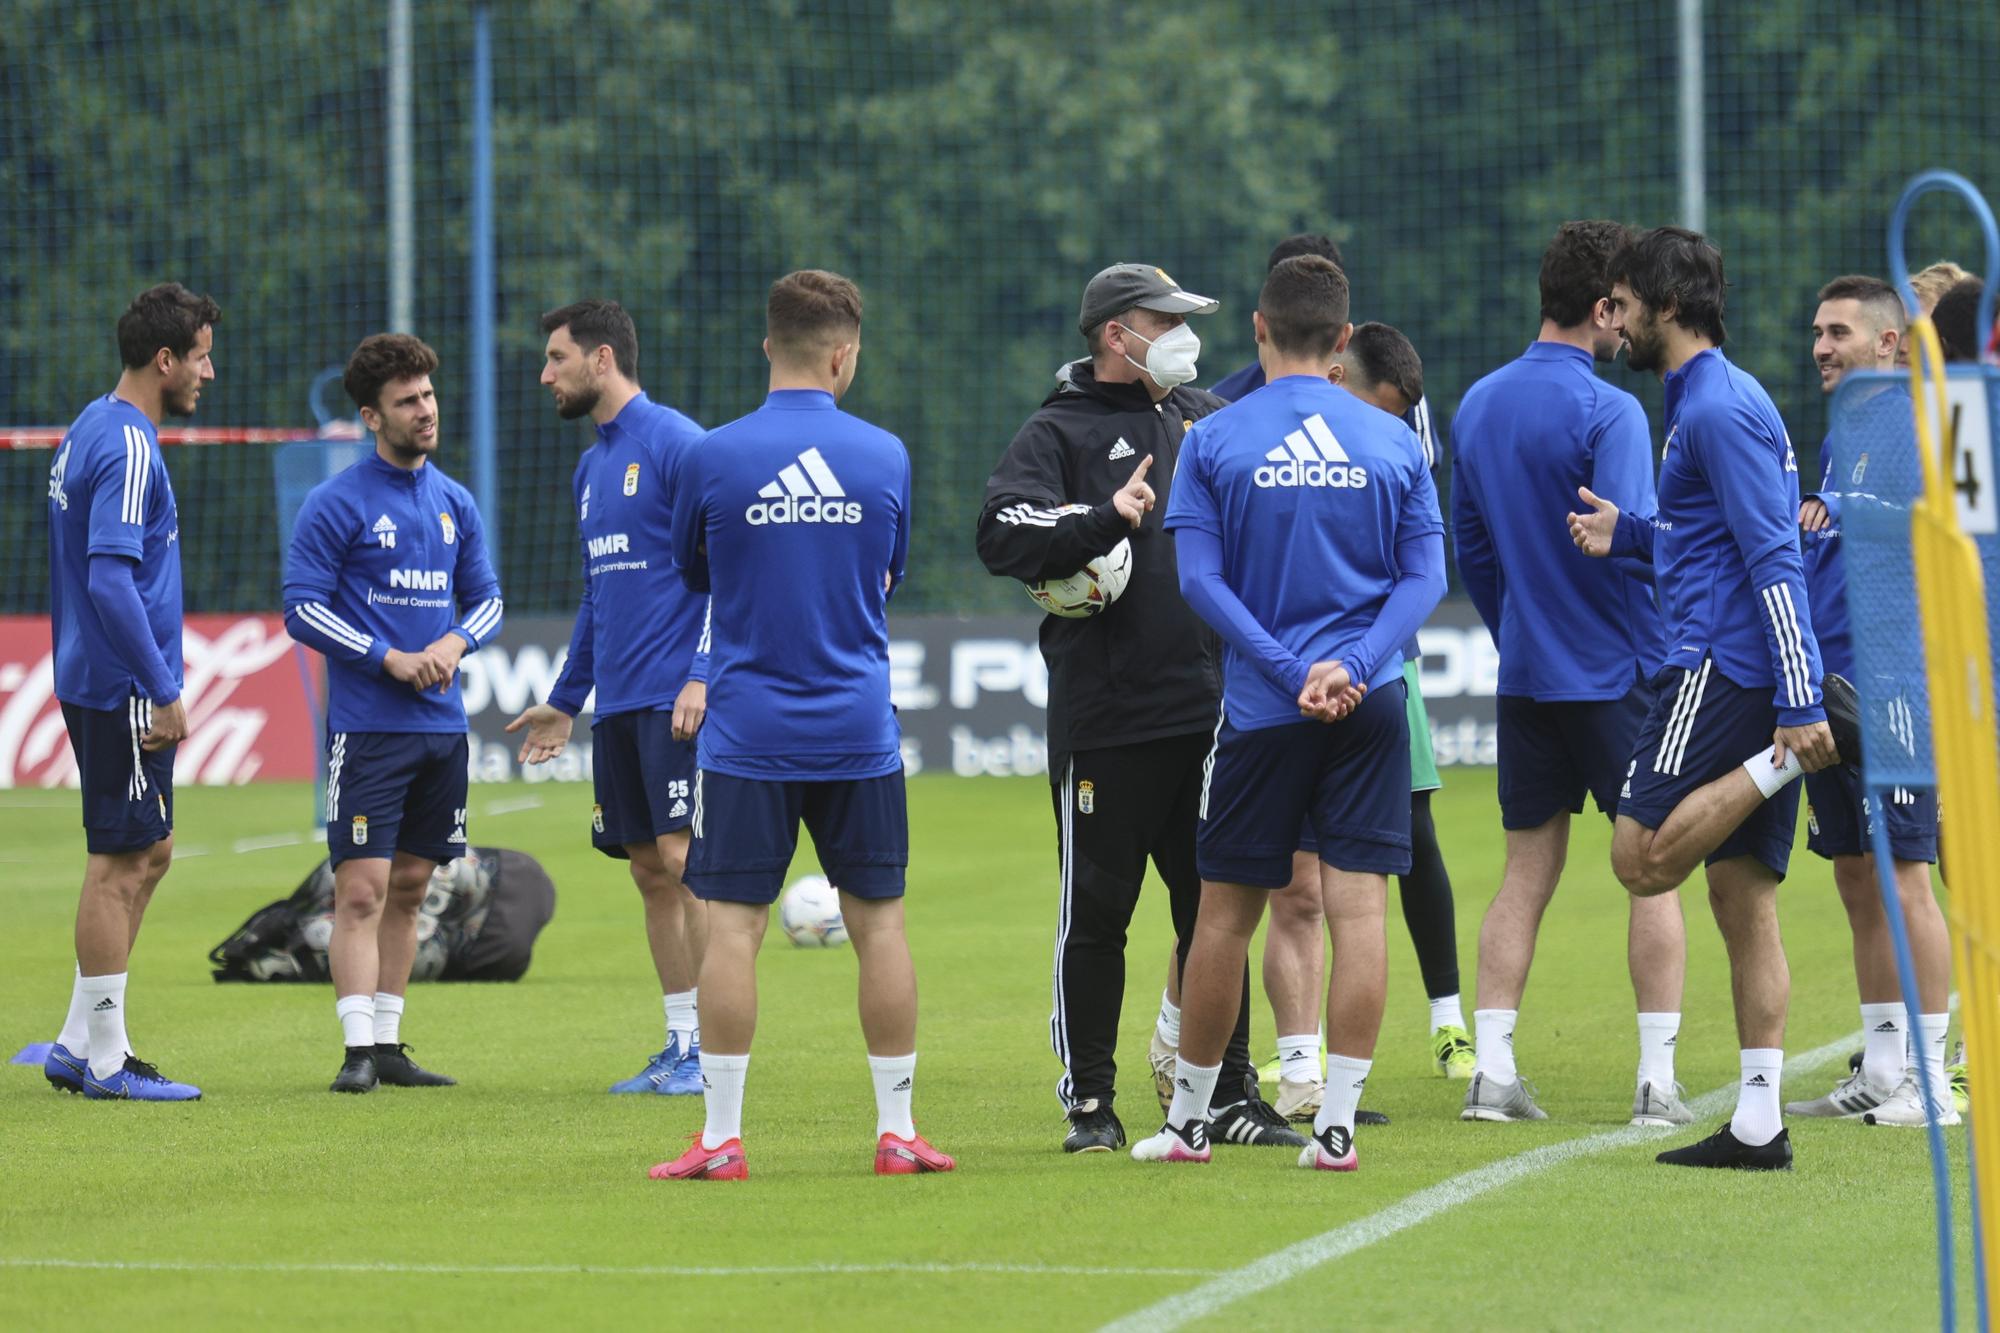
[1199,680,1412,887]
[325,731,469,867]
[685,769,908,905]
[62,699,174,855]
[1619,659,1798,878]
[591,709,696,857]
[1803,765,1939,864]
[1496,681,1656,830]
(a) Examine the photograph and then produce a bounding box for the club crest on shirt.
[352,815,369,846]
[624,462,641,496]
[1077,780,1095,815]
[592,804,605,835]
[1851,452,1869,485]
[439,512,457,545]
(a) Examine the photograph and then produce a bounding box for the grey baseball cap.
[1077,263,1219,335]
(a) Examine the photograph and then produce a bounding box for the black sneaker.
[1655,1123,1792,1170]
[1209,1093,1310,1148]
[1356,1109,1391,1126]
[1849,1048,1865,1074]
[1822,673,1864,768]
[330,1047,378,1094]
[1063,1098,1125,1153]
[373,1043,456,1087]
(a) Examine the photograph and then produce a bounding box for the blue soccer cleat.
[609,1034,703,1095]
[80,1055,202,1102]
[44,1042,88,1094]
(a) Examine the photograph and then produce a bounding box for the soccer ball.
[779,874,848,947]
[1024,538,1132,618]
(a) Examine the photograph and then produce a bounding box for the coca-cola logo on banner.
[0,615,321,788]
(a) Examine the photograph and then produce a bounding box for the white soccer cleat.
[1630,1080,1696,1127]
[1784,1069,1892,1118]
[1130,1119,1211,1163]
[1297,1124,1357,1172]
[1863,1073,1962,1128]
[1274,1075,1323,1123]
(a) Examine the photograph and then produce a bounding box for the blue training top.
[545,392,711,719]
[671,389,910,780]
[1451,341,1665,700]
[283,452,504,734]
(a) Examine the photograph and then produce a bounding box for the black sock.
[1398,790,1461,1000]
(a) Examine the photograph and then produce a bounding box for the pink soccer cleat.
[649,1135,748,1181]
[1130,1119,1212,1163]
[876,1130,956,1175]
[1298,1124,1358,1171]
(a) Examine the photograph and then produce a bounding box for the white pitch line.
[1100,1028,1870,1332]
[484,796,544,816]
[0,1257,1221,1280]
[228,831,314,854]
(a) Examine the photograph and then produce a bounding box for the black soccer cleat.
[330,1047,378,1094]
[1356,1109,1392,1126]
[1063,1098,1126,1153]
[1209,1092,1310,1148]
[373,1043,456,1087]
[1822,673,1864,769]
[1849,1048,1865,1074]
[1655,1123,1792,1171]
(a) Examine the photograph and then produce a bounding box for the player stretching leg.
[1452,222,1689,1126]
[506,300,712,1096]
[284,334,503,1094]
[1569,228,1861,1170]
[44,284,217,1102]
[652,271,952,1180]
[1134,255,1446,1171]
[1783,277,1955,1127]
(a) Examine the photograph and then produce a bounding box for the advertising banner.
[0,606,1499,788]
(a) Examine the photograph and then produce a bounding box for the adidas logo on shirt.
[1254,414,1369,489]
[669,798,689,819]
[1107,436,1135,461]
[373,514,398,549]
[745,447,863,526]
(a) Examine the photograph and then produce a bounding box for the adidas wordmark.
[745,447,863,526]
[1254,413,1369,490]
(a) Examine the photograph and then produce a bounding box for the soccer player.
[1568,227,1860,1170]
[651,270,952,1180]
[1931,277,1986,363]
[1783,276,1956,1126]
[283,333,504,1094]
[42,282,217,1102]
[504,300,711,1095]
[975,263,1297,1155]
[1138,254,1446,1171]
[1209,241,1470,1116]
[1450,221,1688,1127]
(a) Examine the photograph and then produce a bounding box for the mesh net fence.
[5,0,2000,615]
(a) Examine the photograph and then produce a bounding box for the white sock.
[1155,991,1181,1049]
[335,993,375,1049]
[1428,993,1466,1034]
[700,1052,749,1148]
[1276,1033,1321,1084]
[665,989,699,1045]
[1919,1012,1951,1107]
[1742,746,1805,798]
[1167,1056,1220,1128]
[372,992,404,1046]
[1859,1001,1905,1091]
[1636,1011,1680,1088]
[868,1052,917,1139]
[80,972,130,1079]
[1730,1047,1784,1146]
[1316,1054,1372,1137]
[1473,1008,1518,1084]
[58,963,91,1055]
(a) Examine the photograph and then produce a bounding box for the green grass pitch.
[0,772,1976,1328]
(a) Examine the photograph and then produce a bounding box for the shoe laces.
[1068,1099,1117,1131]
[122,1056,166,1083]
[1236,1095,1292,1131]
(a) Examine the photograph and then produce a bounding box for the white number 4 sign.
[1945,374,1997,536]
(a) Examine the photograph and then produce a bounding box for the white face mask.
[1119,321,1201,388]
